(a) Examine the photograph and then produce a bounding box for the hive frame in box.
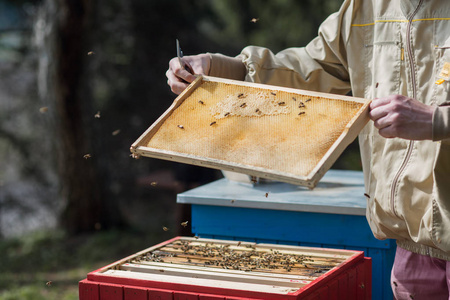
[80,236,372,300]
[130,76,370,188]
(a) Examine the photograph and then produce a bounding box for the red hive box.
[79,237,371,300]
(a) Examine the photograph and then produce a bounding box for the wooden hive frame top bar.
[91,237,364,296]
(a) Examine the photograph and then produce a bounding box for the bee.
[250,18,259,23]
[94,111,101,118]
[255,108,261,113]
[83,154,91,159]
[231,199,235,203]
[270,92,276,96]
[112,129,120,136]
[177,125,184,129]
[393,281,398,287]
[240,103,247,108]
[150,181,157,186]
[209,121,216,126]
[238,93,246,98]
[194,235,199,239]
[181,221,189,227]
[163,226,169,231]
[198,100,205,105]
[87,51,95,56]
[265,192,269,198]
[278,102,286,106]
[298,102,305,108]
[159,269,164,272]
[46,281,52,287]
[237,241,241,247]
[364,193,370,198]
[375,82,379,88]
[298,112,305,115]
[305,98,311,102]
[292,97,297,101]
[224,112,230,117]
[39,107,49,113]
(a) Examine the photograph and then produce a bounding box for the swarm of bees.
[140,240,318,273]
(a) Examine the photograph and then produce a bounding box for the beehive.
[80,237,371,299]
[130,76,370,188]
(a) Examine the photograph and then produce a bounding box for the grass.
[0,229,166,300]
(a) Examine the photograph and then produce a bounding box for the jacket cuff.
[432,104,450,141]
[208,53,246,81]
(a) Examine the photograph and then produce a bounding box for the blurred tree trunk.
[36,0,103,234]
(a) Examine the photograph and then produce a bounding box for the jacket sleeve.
[236,0,354,95]
[433,104,450,141]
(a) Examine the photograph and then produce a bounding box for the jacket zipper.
[390,0,423,218]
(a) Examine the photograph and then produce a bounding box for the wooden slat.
[123,261,314,281]
[102,269,300,295]
[119,262,311,288]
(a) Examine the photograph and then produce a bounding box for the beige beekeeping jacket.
[209,0,450,260]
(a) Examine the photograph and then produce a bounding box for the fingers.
[166,68,189,95]
[166,57,196,94]
[166,54,211,95]
[368,95,434,140]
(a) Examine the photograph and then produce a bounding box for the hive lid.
[131,76,370,188]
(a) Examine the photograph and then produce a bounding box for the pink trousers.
[391,246,450,300]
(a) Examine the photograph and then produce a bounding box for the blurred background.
[0,0,358,299]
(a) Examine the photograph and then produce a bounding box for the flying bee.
[39,107,49,113]
[87,51,95,56]
[83,154,91,159]
[250,18,259,23]
[94,111,101,118]
[46,281,52,287]
[112,129,120,136]
[163,226,169,231]
[178,125,184,129]
[181,221,189,227]
[150,181,157,186]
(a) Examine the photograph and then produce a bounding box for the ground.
[0,229,169,300]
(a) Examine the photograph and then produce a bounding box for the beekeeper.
[166,1,450,299]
